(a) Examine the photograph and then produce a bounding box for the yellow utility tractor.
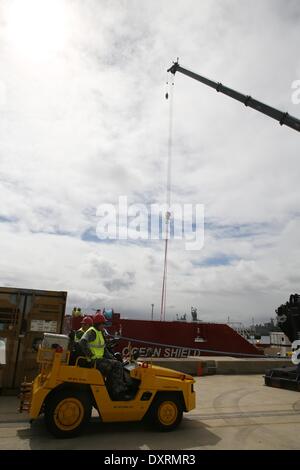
[19,333,196,438]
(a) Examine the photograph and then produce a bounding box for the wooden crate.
[0,287,67,389]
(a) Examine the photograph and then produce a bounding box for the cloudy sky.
[0,0,299,325]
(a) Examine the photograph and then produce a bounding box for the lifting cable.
[160,72,175,321]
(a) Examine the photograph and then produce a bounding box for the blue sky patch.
[192,255,240,267]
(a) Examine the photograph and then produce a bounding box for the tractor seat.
[76,357,92,368]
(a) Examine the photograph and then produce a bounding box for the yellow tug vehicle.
[19,333,196,438]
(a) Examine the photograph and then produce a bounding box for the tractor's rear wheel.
[44,389,92,438]
[148,394,183,431]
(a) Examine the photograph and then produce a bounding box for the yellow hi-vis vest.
[88,327,105,359]
[75,328,85,342]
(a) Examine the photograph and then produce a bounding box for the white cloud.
[0,0,299,325]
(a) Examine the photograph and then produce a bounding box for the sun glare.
[5,0,68,61]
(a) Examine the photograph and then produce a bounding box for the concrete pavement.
[0,375,300,450]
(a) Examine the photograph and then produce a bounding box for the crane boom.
[167,61,300,133]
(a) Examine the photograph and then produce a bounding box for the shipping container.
[0,287,67,389]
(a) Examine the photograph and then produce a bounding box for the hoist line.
[160,75,174,321]
[166,77,174,209]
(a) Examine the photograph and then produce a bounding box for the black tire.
[44,388,92,438]
[148,394,183,432]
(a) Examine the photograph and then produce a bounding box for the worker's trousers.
[94,358,127,397]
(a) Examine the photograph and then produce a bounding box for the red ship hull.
[68,313,262,358]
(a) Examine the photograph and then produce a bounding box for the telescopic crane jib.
[167,61,300,133]
[160,61,299,322]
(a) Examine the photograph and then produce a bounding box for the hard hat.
[81,316,93,326]
[93,312,106,324]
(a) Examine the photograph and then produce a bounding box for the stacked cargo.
[0,287,67,390]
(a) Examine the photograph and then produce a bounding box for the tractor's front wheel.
[44,389,92,438]
[148,394,183,431]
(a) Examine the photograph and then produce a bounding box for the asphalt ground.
[0,374,300,450]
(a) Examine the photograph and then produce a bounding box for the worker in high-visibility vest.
[79,312,130,400]
[75,316,93,341]
[72,307,82,317]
